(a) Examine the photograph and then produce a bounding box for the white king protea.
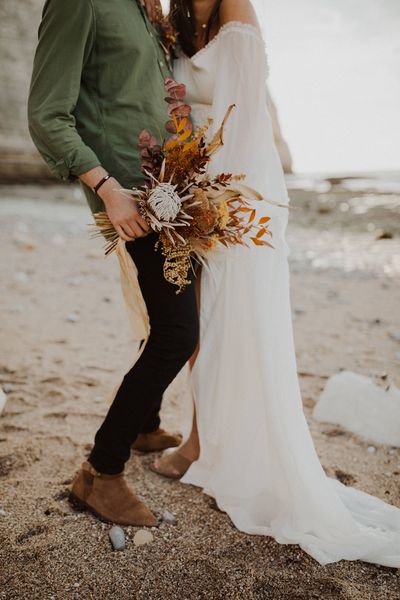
[148,182,182,222]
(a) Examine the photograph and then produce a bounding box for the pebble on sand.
[0,508,6,517]
[12,231,37,250]
[133,530,154,546]
[109,526,126,551]
[52,233,66,246]
[0,389,7,415]
[162,511,177,526]
[66,313,79,323]
[2,383,13,394]
[13,271,28,284]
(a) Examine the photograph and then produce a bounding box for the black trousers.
[88,233,199,474]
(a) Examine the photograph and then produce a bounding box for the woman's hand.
[139,0,163,23]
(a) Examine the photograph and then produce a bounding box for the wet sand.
[0,181,399,599]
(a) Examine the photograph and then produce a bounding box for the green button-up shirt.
[28,0,171,214]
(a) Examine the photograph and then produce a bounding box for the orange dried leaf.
[164,137,179,152]
[248,209,256,223]
[251,237,273,247]
[256,228,266,238]
[178,127,192,142]
[177,117,188,133]
[259,216,271,224]
[182,139,199,153]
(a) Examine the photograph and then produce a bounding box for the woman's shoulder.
[219,0,260,29]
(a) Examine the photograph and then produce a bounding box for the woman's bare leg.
[180,268,201,460]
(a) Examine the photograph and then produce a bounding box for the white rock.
[294,306,306,316]
[133,529,154,546]
[13,271,28,284]
[0,508,6,517]
[109,525,125,551]
[313,371,400,447]
[9,305,23,313]
[0,390,7,415]
[2,383,13,394]
[67,277,82,287]
[86,248,101,259]
[162,511,177,525]
[12,231,36,250]
[15,222,28,234]
[367,446,377,454]
[52,233,66,246]
[66,313,79,323]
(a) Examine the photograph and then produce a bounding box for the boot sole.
[68,492,159,528]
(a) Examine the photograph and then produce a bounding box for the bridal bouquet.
[90,78,273,292]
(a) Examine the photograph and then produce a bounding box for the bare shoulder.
[219,0,259,29]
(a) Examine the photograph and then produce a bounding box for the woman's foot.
[150,450,193,479]
[150,439,200,479]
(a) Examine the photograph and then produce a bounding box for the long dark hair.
[169,0,222,57]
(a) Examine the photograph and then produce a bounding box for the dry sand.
[0,182,399,599]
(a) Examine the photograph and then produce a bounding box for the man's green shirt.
[28,0,171,214]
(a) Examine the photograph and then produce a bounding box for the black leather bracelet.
[93,174,111,194]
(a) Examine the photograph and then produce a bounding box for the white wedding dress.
[173,21,400,567]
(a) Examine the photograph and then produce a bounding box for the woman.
[152,0,400,567]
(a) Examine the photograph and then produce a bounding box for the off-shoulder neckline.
[186,21,262,62]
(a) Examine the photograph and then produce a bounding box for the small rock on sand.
[13,271,28,284]
[162,511,177,525]
[0,508,6,517]
[86,248,101,259]
[2,383,13,394]
[133,530,154,546]
[109,526,125,551]
[66,313,79,323]
[0,390,7,415]
[12,231,36,250]
[52,233,66,246]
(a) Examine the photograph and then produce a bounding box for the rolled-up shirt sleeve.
[28,0,101,181]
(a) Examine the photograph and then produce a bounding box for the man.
[28,0,199,526]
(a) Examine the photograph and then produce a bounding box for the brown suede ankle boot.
[132,428,182,452]
[69,461,158,527]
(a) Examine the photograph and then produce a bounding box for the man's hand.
[98,178,150,241]
[79,166,150,242]
[139,0,163,23]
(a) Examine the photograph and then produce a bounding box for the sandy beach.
[0,179,399,599]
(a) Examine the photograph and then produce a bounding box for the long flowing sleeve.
[27,0,101,181]
[209,22,289,207]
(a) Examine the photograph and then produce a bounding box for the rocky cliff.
[0,1,292,181]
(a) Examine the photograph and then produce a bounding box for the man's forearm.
[80,167,120,208]
[79,167,150,241]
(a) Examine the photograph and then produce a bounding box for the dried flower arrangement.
[90,77,274,292]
